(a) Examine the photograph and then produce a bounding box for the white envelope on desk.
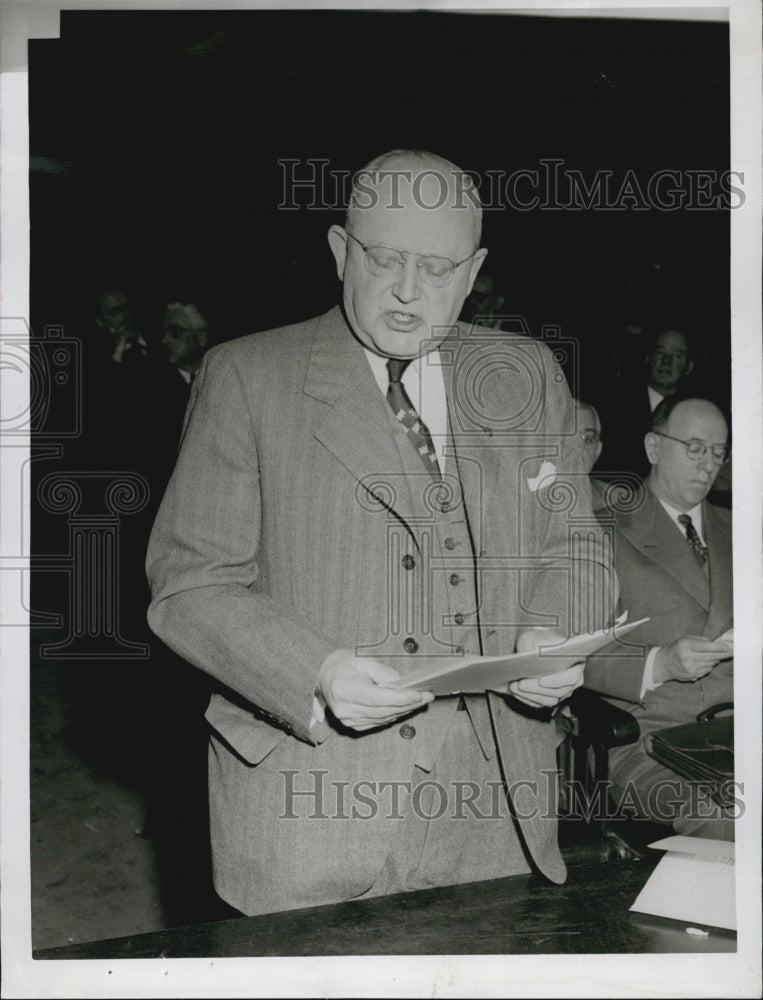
[630,836,736,931]
[389,615,649,696]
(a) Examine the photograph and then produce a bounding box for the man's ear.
[685,359,694,376]
[644,431,659,465]
[198,330,209,349]
[327,225,348,281]
[465,248,489,296]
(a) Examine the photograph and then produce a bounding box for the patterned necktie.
[386,358,441,479]
[678,513,708,568]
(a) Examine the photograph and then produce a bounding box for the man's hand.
[318,648,434,731]
[507,628,584,709]
[508,664,585,709]
[653,636,732,684]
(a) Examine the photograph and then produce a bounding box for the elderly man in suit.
[584,395,733,839]
[146,149,615,916]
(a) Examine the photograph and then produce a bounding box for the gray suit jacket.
[147,307,615,913]
[584,489,733,737]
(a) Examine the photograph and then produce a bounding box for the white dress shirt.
[647,385,665,413]
[363,347,448,473]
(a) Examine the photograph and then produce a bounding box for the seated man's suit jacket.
[584,490,733,748]
[147,307,615,915]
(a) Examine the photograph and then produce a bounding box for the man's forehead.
[576,404,599,429]
[666,402,727,439]
[354,200,474,255]
[655,331,688,352]
[353,168,475,247]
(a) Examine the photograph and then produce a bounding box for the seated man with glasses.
[584,395,734,839]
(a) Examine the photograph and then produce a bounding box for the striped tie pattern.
[678,513,708,568]
[386,358,441,479]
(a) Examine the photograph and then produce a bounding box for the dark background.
[30,9,731,404]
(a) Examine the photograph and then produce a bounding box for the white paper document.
[389,615,649,695]
[630,836,736,931]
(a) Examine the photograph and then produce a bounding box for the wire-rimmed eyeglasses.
[652,430,729,464]
[345,231,478,288]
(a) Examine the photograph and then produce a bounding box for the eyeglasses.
[345,231,478,288]
[652,430,729,464]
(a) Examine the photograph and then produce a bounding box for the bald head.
[345,149,483,248]
[645,398,728,511]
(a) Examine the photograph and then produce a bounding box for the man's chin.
[368,324,435,360]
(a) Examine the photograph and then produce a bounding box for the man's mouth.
[385,311,421,331]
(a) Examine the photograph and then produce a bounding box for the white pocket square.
[527,461,557,493]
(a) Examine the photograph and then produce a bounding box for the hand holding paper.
[389,614,650,696]
[508,628,584,708]
[318,648,434,731]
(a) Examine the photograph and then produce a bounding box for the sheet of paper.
[648,835,735,859]
[715,627,734,657]
[389,615,649,695]
[630,842,736,931]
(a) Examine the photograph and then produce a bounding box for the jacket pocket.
[205,691,287,765]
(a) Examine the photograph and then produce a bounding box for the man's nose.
[698,448,717,473]
[392,257,421,303]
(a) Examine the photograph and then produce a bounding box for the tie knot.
[677,513,692,528]
[386,358,411,384]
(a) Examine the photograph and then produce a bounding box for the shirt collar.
[656,496,705,542]
[362,347,447,470]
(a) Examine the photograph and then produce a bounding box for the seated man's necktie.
[386,358,441,479]
[678,513,708,568]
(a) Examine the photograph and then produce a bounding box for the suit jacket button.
[454,613,465,626]
[402,554,416,570]
[403,638,419,653]
[399,723,416,739]
[449,573,460,586]
[444,538,456,550]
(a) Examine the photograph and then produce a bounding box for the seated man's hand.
[507,628,583,709]
[654,636,732,684]
[318,649,434,732]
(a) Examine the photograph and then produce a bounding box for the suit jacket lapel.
[304,308,420,538]
[622,490,710,611]
[703,502,733,637]
[440,324,504,560]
